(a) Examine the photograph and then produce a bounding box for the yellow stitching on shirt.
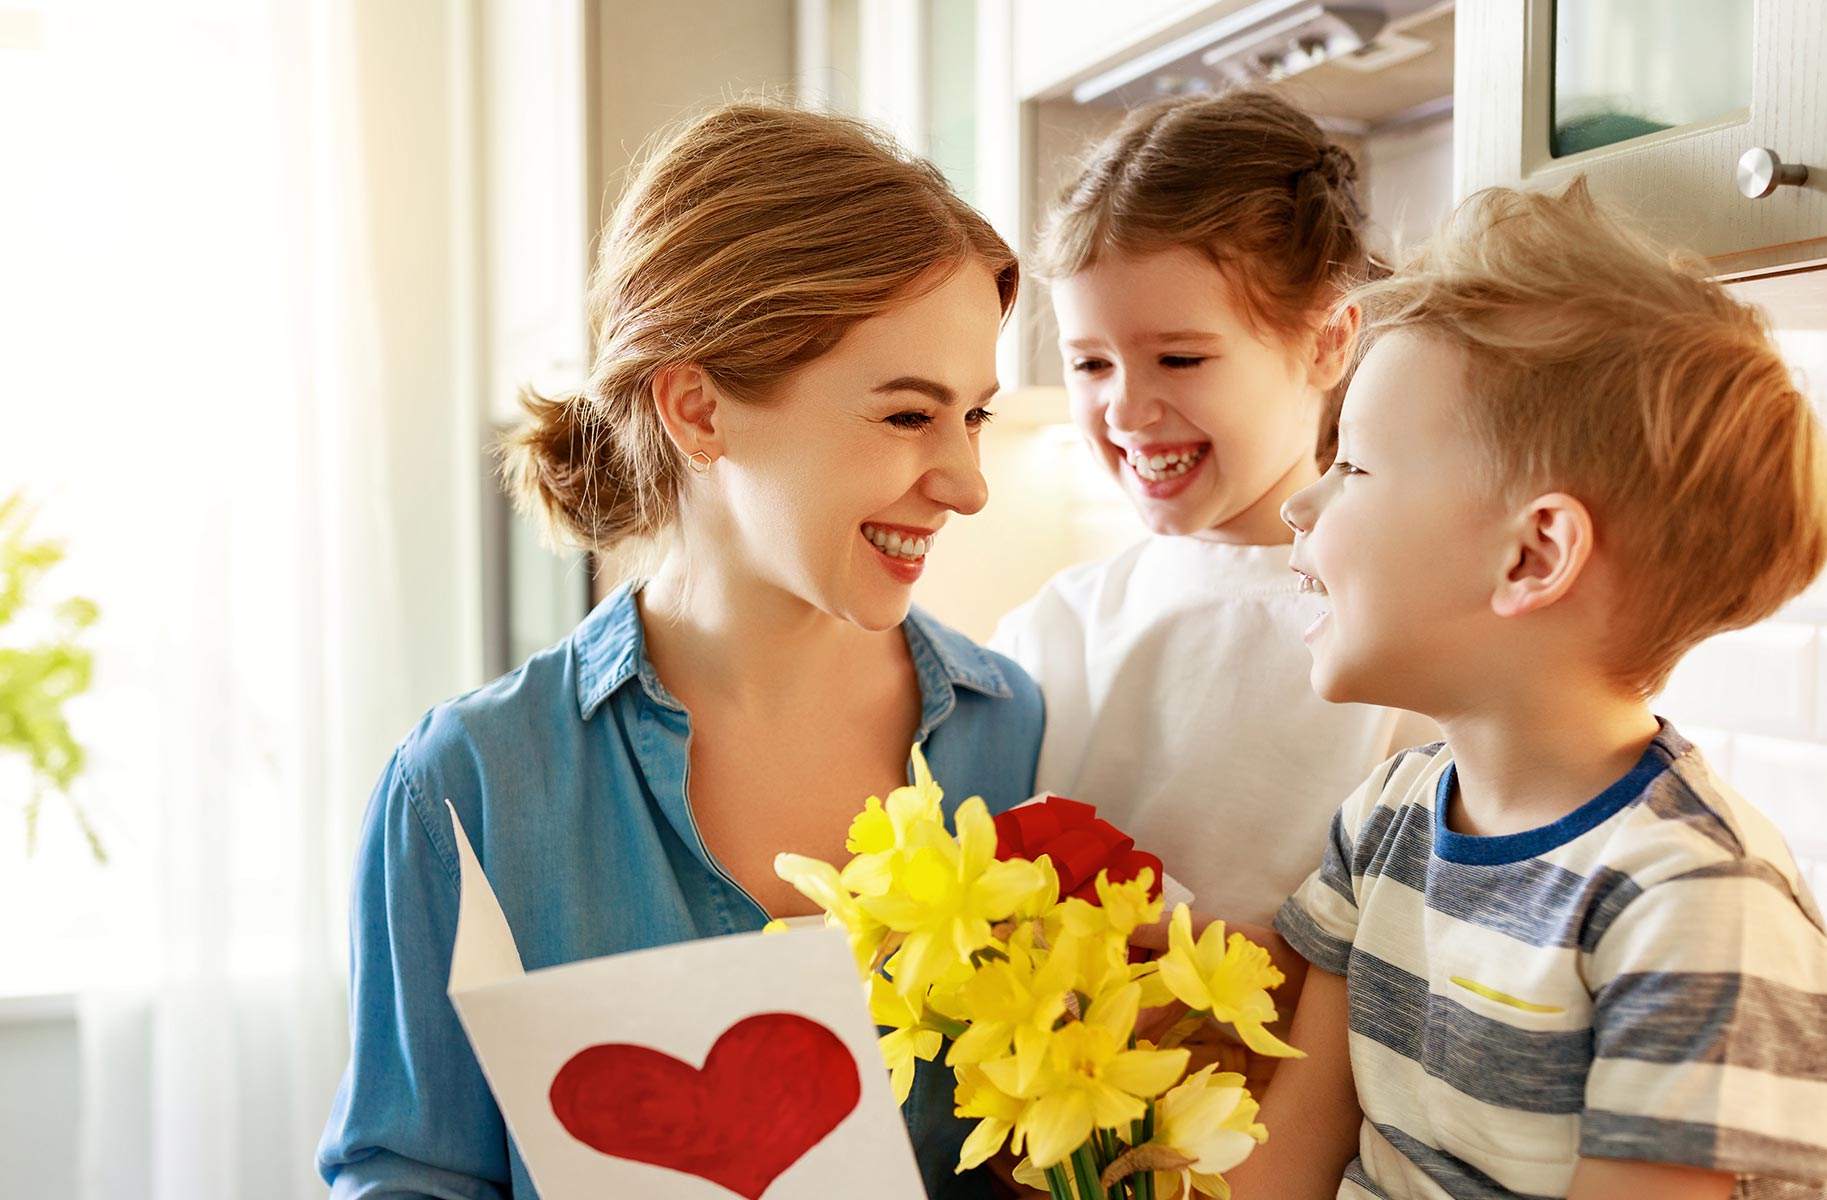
[1448,976,1565,1014]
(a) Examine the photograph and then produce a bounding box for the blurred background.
[1,1,1823,1196]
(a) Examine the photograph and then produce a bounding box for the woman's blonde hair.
[1038,89,1376,464]
[1350,179,1827,696]
[503,102,1019,556]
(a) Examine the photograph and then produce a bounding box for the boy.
[1232,181,1827,1199]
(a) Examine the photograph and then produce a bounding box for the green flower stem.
[1099,1129,1127,1199]
[1046,1163,1075,1200]
[927,1013,968,1039]
[1071,1143,1107,1200]
[1157,1010,1211,1051]
[1136,1102,1157,1200]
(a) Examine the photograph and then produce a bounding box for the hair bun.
[1315,144,1358,188]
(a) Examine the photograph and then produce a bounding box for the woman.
[316,102,1041,1199]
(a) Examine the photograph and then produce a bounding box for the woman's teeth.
[862,523,932,561]
[1295,571,1329,596]
[1126,446,1208,482]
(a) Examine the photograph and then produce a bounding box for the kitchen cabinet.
[1456,0,1826,278]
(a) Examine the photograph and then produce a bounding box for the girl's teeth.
[1127,446,1207,482]
[1296,572,1329,596]
[862,524,931,560]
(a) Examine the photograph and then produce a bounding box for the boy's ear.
[651,363,724,463]
[1492,492,1595,619]
[1306,304,1362,393]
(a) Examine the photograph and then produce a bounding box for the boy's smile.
[1282,330,1512,713]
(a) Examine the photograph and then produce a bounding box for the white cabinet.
[1456,0,1827,277]
[1011,0,1227,100]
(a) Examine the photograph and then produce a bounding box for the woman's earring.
[687,450,714,476]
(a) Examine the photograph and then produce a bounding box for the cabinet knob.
[1737,147,1810,199]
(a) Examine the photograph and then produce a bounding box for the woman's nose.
[926,427,989,516]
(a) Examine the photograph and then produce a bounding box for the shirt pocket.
[1420,966,1587,1190]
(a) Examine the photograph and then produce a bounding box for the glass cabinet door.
[1456,0,1827,274]
[1551,0,1754,158]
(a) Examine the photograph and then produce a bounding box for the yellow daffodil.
[1157,905,1303,1059]
[1083,869,1165,940]
[1043,921,1140,1010]
[1148,1065,1268,1198]
[1042,870,1172,1010]
[773,852,889,974]
[839,744,947,897]
[1010,852,1062,921]
[944,924,1076,1094]
[1009,1156,1050,1193]
[983,982,1190,1169]
[870,974,946,1105]
[861,795,1053,998]
[953,1065,1030,1171]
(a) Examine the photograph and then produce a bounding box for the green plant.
[0,492,102,860]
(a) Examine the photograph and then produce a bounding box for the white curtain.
[0,2,488,1196]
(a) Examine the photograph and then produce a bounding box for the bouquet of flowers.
[773,748,1302,1200]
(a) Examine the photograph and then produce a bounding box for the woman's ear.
[651,364,724,463]
[1307,303,1362,393]
[1491,492,1595,619]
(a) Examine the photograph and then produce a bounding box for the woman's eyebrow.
[872,377,1000,405]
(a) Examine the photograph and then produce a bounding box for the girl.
[317,103,1040,1200]
[994,90,1432,933]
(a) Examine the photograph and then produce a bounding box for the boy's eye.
[1069,358,1111,374]
[1160,355,1206,369]
[1334,459,1365,476]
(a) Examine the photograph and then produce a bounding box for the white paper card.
[443,801,927,1200]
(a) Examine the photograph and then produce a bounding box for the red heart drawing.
[549,1011,863,1199]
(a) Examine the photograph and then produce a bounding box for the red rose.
[991,795,1164,905]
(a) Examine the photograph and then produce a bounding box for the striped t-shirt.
[1276,721,1827,1199]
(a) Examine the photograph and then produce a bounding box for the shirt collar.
[573,582,1013,722]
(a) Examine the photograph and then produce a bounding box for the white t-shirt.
[991,536,1408,927]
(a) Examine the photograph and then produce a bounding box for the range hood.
[1071,0,1453,124]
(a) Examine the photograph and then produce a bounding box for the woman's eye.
[886,411,933,430]
[1069,358,1111,374]
[966,407,995,428]
[1160,355,1206,369]
[1335,459,1364,476]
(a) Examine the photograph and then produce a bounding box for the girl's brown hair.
[504,102,1019,556]
[1039,89,1375,463]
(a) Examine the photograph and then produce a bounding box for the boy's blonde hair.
[1350,180,1827,696]
[504,102,1018,557]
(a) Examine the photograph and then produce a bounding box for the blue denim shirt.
[317,583,1043,1199]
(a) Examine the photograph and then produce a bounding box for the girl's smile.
[1118,441,1212,495]
[1053,247,1340,545]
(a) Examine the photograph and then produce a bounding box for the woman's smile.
[861,520,936,582]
